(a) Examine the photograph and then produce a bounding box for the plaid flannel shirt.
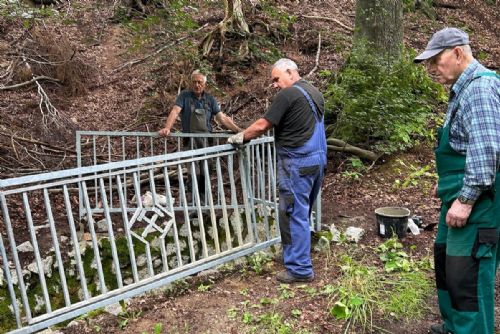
[444,60,500,201]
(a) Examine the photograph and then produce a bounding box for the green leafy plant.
[329,255,381,333]
[197,281,212,292]
[117,309,142,330]
[383,271,433,319]
[324,45,446,155]
[248,251,272,275]
[393,159,437,189]
[377,237,432,272]
[278,284,295,300]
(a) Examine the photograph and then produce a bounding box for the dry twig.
[301,15,354,32]
[306,32,322,78]
[113,23,209,73]
[0,75,60,90]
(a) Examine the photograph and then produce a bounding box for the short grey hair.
[272,58,299,72]
[191,70,207,83]
[458,44,473,56]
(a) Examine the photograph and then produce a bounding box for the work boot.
[276,271,314,283]
[429,323,451,334]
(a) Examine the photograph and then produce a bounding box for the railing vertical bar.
[76,132,83,220]
[136,136,140,159]
[203,159,219,254]
[79,182,105,296]
[255,144,270,240]
[228,155,242,246]
[22,192,52,313]
[267,142,278,231]
[122,136,128,214]
[191,161,208,259]
[240,148,256,243]
[116,175,139,283]
[150,136,154,159]
[164,165,182,268]
[93,136,98,212]
[98,178,123,288]
[107,136,113,210]
[43,189,71,307]
[177,164,195,262]
[1,194,32,321]
[0,216,22,328]
[216,157,231,251]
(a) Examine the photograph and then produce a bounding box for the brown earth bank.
[0,0,499,333]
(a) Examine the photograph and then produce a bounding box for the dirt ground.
[1,0,499,333]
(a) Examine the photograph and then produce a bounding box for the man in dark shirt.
[229,58,327,283]
[159,70,241,202]
[159,70,241,138]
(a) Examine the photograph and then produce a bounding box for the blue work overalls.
[276,84,327,278]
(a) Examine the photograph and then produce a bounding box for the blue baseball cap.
[414,27,469,63]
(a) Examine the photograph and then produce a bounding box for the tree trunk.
[354,0,403,61]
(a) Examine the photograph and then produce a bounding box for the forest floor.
[0,0,499,333]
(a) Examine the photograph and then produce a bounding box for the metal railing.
[0,131,322,333]
[75,131,320,231]
[0,137,279,333]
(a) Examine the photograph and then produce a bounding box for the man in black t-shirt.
[229,59,327,283]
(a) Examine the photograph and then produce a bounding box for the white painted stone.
[96,219,108,232]
[60,236,68,244]
[34,294,45,313]
[330,223,341,242]
[345,226,365,243]
[104,302,122,316]
[27,256,53,277]
[136,254,148,267]
[16,241,33,253]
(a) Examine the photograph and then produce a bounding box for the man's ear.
[454,46,463,63]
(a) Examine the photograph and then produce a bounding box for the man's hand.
[159,127,171,137]
[446,199,473,228]
[228,132,245,145]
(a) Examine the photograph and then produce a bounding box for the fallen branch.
[113,23,209,73]
[301,15,353,32]
[0,76,60,90]
[0,130,76,154]
[306,32,321,78]
[327,138,380,161]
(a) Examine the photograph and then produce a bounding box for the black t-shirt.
[264,79,324,147]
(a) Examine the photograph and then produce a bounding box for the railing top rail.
[76,131,235,138]
[0,137,273,189]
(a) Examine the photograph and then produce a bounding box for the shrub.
[323,44,446,155]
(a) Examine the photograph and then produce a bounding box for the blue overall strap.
[294,84,321,121]
[476,71,499,79]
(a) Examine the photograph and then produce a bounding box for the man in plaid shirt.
[414,27,499,334]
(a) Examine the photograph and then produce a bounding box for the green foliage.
[383,271,433,319]
[141,322,163,334]
[393,159,437,189]
[259,0,297,38]
[324,45,446,155]
[115,1,199,52]
[0,0,58,26]
[340,157,367,180]
[328,255,380,331]
[377,237,433,272]
[248,251,272,275]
